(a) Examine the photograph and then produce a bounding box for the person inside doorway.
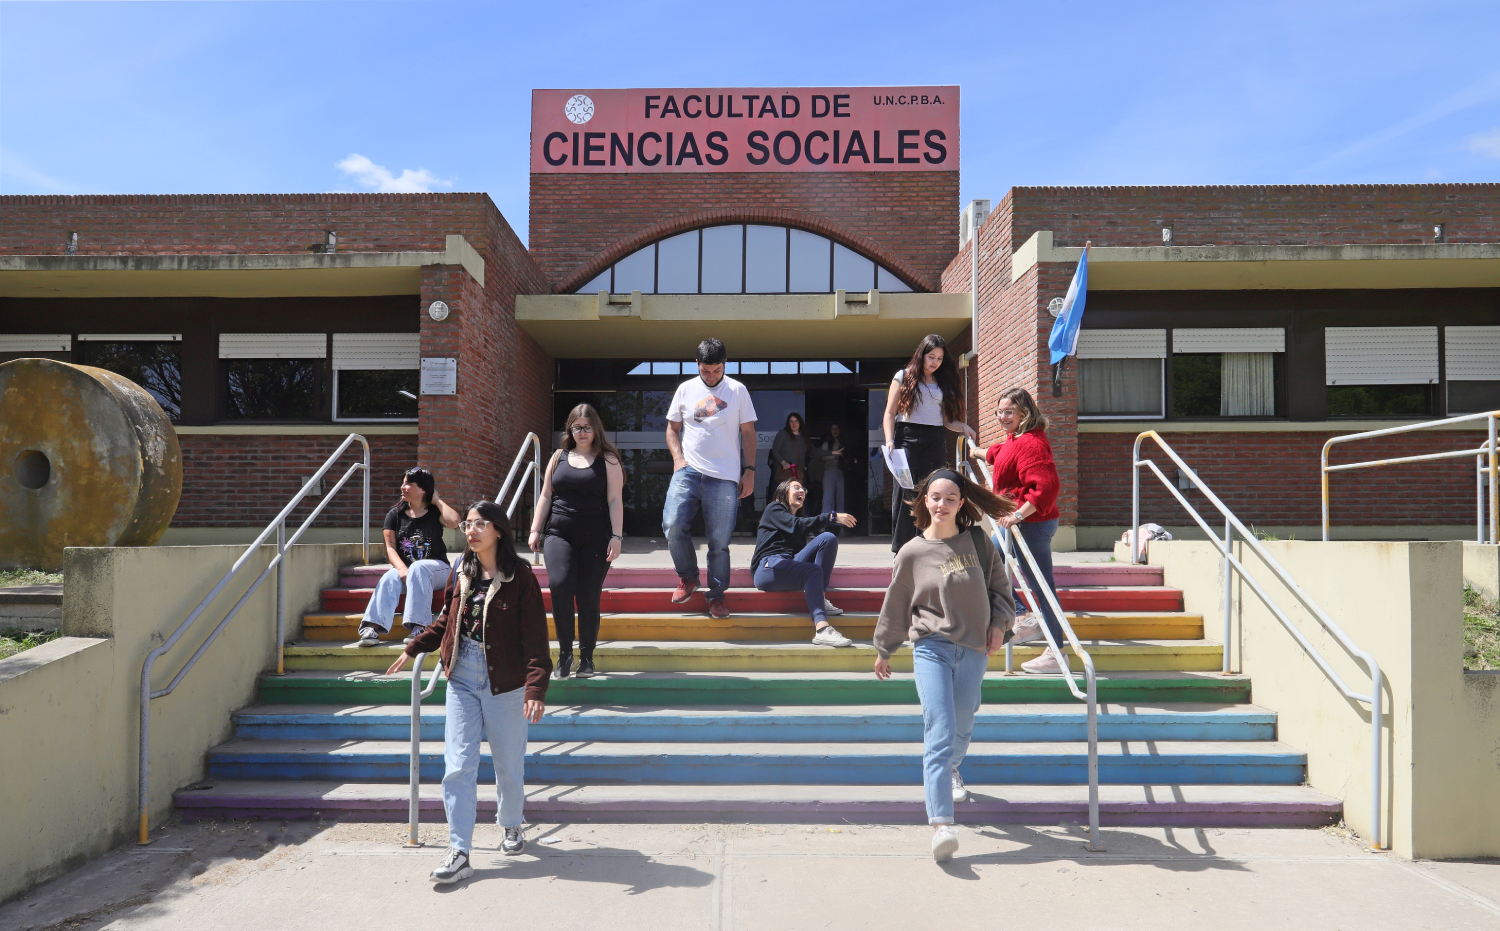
[882,335,977,553]
[751,479,859,647]
[358,467,462,647]
[770,412,810,488]
[663,338,758,619]
[818,422,850,515]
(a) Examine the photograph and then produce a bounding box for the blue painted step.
[205,738,1308,786]
[234,703,1277,743]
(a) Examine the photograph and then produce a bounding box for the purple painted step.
[338,562,1161,591]
[175,781,1341,828]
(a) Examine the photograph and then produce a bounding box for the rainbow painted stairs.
[175,559,1342,826]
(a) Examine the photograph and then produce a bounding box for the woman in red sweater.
[977,387,1065,674]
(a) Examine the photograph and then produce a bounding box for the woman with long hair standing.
[770,412,810,488]
[873,469,1014,861]
[883,335,977,552]
[751,478,859,647]
[528,404,625,679]
[387,500,551,883]
[973,387,1064,675]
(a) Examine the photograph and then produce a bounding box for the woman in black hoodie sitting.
[751,479,858,647]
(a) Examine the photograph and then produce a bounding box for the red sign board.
[530,87,959,174]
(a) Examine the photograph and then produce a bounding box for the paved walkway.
[7,821,1499,930]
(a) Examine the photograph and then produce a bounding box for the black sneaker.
[429,847,472,883]
[554,653,573,679]
[502,826,526,855]
[575,655,597,678]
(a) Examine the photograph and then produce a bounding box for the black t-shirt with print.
[459,577,492,643]
[383,504,448,567]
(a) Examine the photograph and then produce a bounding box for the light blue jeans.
[912,635,988,824]
[361,558,451,633]
[820,467,845,514]
[443,637,529,851]
[662,465,740,601]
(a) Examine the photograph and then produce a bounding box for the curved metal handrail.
[958,437,1101,849]
[138,434,370,844]
[1320,411,1498,544]
[1132,430,1385,849]
[405,651,445,846]
[496,432,544,564]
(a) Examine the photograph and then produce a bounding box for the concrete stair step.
[282,639,1224,674]
[318,585,1184,615]
[233,702,1277,743]
[337,563,1165,590]
[203,737,1309,785]
[257,669,1253,706]
[174,780,1339,827]
[299,611,1205,643]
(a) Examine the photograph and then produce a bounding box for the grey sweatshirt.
[873,530,1015,659]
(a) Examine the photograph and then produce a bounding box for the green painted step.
[258,670,1252,706]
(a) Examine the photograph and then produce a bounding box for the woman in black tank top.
[528,404,626,678]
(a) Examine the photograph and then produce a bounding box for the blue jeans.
[912,635,988,824]
[443,637,529,851]
[821,468,845,514]
[662,465,740,601]
[753,531,838,625]
[361,558,452,633]
[1015,518,1063,645]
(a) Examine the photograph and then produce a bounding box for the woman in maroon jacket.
[386,499,552,883]
[977,387,1065,674]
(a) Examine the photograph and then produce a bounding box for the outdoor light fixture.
[1161,226,1174,245]
[427,300,450,321]
[1048,297,1066,318]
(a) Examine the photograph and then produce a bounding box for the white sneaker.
[1010,616,1044,643]
[812,625,853,647]
[951,768,969,803]
[1022,648,1067,675]
[429,847,472,883]
[402,625,425,645]
[821,598,845,617]
[357,626,381,647]
[931,826,959,861]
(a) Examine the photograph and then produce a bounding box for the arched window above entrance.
[575,225,914,295]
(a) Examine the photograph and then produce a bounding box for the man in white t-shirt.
[664,338,758,618]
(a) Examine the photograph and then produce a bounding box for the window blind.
[1172,328,1285,353]
[1446,327,1500,381]
[1324,327,1438,386]
[1076,329,1167,360]
[219,333,327,359]
[332,333,420,370]
[0,334,71,352]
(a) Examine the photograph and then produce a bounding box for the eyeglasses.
[459,519,494,532]
[570,424,595,434]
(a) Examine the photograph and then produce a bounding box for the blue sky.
[2,0,1498,245]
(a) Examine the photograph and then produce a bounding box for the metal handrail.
[1320,411,1499,544]
[1131,430,1386,849]
[957,437,1101,849]
[137,434,370,845]
[496,432,544,564]
[405,650,445,846]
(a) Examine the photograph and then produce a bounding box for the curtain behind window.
[1080,358,1162,416]
[1221,352,1274,416]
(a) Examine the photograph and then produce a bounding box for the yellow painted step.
[282,639,1223,674]
[299,611,1204,643]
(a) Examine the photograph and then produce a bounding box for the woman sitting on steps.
[750,479,859,647]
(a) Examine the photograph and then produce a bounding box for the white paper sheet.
[882,446,914,490]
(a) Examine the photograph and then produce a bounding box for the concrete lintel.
[0,234,484,297]
[1011,229,1500,289]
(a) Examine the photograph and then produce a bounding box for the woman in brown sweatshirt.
[386,499,552,884]
[873,468,1015,862]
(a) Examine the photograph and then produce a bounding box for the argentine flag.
[1048,245,1090,365]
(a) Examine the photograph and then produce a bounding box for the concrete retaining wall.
[0,542,363,904]
[1145,539,1500,859]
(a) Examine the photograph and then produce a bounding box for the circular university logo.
[564,94,595,125]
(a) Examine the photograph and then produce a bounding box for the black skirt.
[890,421,949,553]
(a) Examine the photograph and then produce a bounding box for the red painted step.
[1055,587,1184,612]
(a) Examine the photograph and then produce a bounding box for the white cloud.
[336,153,449,192]
[1466,128,1500,159]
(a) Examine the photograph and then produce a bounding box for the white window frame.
[1077,329,1167,421]
[331,333,419,423]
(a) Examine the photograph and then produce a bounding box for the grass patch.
[0,627,61,660]
[1464,584,1500,671]
[0,568,62,588]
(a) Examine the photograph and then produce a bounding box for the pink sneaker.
[1022,648,1066,675]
